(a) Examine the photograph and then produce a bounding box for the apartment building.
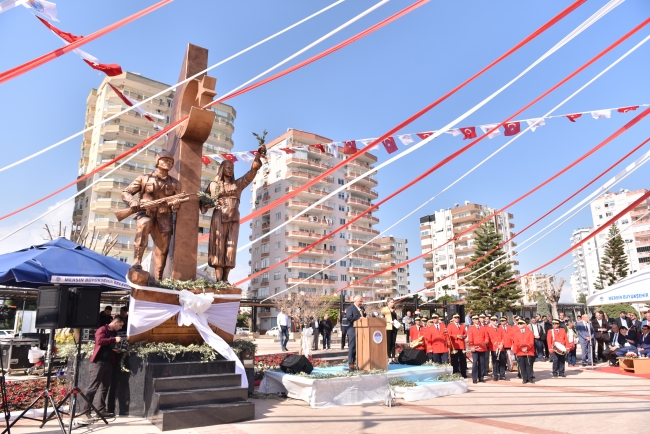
[72,72,236,265]
[419,202,518,300]
[569,188,650,300]
[246,129,385,331]
[376,237,410,298]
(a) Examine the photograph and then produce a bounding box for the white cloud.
[0,200,75,255]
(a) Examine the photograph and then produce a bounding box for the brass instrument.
[409,336,424,349]
[445,329,458,356]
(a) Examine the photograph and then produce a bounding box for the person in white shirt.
[277,308,290,352]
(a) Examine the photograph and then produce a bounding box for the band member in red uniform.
[513,319,535,384]
[547,319,568,377]
[500,316,514,380]
[424,318,436,360]
[449,313,467,378]
[468,315,489,384]
[486,316,506,381]
[409,317,426,350]
[426,314,448,364]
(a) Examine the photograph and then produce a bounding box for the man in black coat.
[344,295,366,370]
[319,314,333,350]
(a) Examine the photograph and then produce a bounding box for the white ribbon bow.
[178,290,214,325]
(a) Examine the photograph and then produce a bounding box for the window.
[275,212,282,221]
[420,230,430,236]
[599,215,603,219]
[275,228,281,235]
[339,233,346,238]
[261,243,269,253]
[261,258,269,268]
[330,245,336,252]
[340,260,347,267]
[338,193,345,199]
[254,247,259,255]
[340,274,347,281]
[275,185,281,192]
[259,288,269,297]
[261,272,269,282]
[274,287,281,294]
[339,205,345,211]
[339,218,346,225]
[606,212,613,217]
[274,272,281,280]
[338,178,345,185]
[621,219,629,225]
[276,171,281,178]
[398,268,406,273]
[254,261,259,270]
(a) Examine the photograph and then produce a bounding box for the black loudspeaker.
[36,287,70,328]
[445,304,465,322]
[280,354,313,374]
[70,288,101,328]
[398,349,427,366]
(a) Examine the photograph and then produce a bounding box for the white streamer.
[0,0,346,173]
[243,0,624,252]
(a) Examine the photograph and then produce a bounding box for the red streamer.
[0,0,173,85]
[238,0,586,224]
[0,0,424,222]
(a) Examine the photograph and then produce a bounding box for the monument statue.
[119,151,189,280]
[200,133,267,282]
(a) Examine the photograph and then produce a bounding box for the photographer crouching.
[78,315,125,425]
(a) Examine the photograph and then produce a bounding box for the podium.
[355,317,388,371]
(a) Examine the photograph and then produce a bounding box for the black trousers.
[491,350,506,379]
[451,351,467,378]
[550,352,566,376]
[471,352,486,381]
[517,355,535,382]
[405,327,411,344]
[386,329,397,358]
[81,361,112,414]
[432,352,448,364]
[543,338,550,358]
[341,326,349,349]
[348,328,356,365]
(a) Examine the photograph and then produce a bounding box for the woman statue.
[201,135,266,283]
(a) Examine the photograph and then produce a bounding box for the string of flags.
[201,104,647,165]
[0,0,57,21]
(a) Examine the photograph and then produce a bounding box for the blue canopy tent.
[0,238,129,291]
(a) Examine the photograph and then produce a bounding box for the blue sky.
[1,1,649,301]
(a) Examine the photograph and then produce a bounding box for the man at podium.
[345,295,366,370]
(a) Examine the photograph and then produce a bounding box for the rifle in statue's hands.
[114,192,190,222]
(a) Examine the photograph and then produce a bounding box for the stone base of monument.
[74,353,255,431]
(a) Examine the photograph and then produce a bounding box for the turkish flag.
[459,127,476,140]
[416,132,433,140]
[279,148,295,154]
[312,144,326,153]
[381,137,399,154]
[36,17,83,43]
[84,60,122,77]
[343,140,357,155]
[222,154,238,162]
[503,122,520,136]
[201,156,210,166]
[566,113,582,122]
[618,106,639,113]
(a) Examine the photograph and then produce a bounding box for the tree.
[465,220,522,313]
[598,303,639,320]
[542,277,565,319]
[594,225,629,290]
[272,293,331,329]
[536,293,551,318]
[43,221,119,256]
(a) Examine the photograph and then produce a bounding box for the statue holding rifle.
[119,150,189,280]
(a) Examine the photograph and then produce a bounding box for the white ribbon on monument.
[127,285,247,388]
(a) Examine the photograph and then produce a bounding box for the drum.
[505,349,517,372]
[553,342,567,355]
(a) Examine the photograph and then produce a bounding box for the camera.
[111,339,130,353]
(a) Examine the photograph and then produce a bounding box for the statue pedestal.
[128,286,242,346]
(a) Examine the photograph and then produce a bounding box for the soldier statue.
[201,136,266,283]
[120,150,187,280]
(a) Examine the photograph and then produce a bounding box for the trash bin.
[0,338,40,373]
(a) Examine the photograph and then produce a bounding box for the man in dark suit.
[319,314,333,350]
[613,326,638,359]
[637,325,650,356]
[344,295,366,370]
[540,315,551,359]
[592,311,610,362]
[311,316,320,351]
[576,314,595,366]
[629,313,642,333]
[603,324,625,366]
[615,311,630,330]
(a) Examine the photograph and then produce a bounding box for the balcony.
[456,257,471,265]
[452,213,481,225]
[422,252,434,260]
[285,245,333,255]
[357,152,378,163]
[453,225,474,235]
[345,197,375,210]
[347,281,383,289]
[95,179,132,192]
[451,204,481,215]
[91,220,136,231]
[344,172,378,187]
[345,185,378,200]
[375,289,395,296]
[346,212,379,224]
[285,278,331,286]
[285,200,333,212]
[421,244,432,250]
[286,156,331,171]
[90,199,127,212]
[379,262,396,269]
[347,239,380,249]
[376,279,397,286]
[422,261,434,268]
[286,261,330,270]
[350,253,380,261]
[286,185,330,198]
[376,244,394,252]
[286,170,333,184]
[348,225,380,236]
[285,215,328,227]
[424,272,435,278]
[346,159,373,172]
[347,267,377,276]
[379,253,395,261]
[285,231,324,241]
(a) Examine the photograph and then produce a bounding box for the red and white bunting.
[23,0,58,21]
[201,104,647,164]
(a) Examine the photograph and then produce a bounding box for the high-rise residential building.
[376,236,410,298]
[73,72,236,265]
[246,129,385,331]
[419,202,518,301]
[569,188,650,300]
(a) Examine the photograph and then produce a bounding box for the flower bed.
[1,378,68,412]
[254,353,332,377]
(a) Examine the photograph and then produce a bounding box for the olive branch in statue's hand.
[253,129,268,160]
[196,182,220,209]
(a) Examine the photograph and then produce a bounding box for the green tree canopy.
[595,225,629,290]
[465,219,522,313]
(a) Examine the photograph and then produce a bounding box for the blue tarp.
[0,238,129,290]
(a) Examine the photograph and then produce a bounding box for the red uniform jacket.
[512,327,535,357]
[467,325,488,352]
[448,321,466,350]
[501,324,514,349]
[425,323,448,354]
[409,325,426,350]
[547,327,568,353]
[486,325,505,352]
[90,324,117,363]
